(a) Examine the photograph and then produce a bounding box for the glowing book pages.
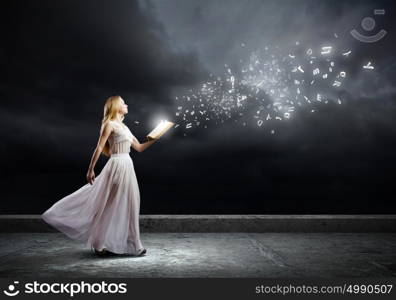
[147,120,175,139]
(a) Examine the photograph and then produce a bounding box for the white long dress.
[41,120,144,255]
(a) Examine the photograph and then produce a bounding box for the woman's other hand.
[87,169,95,185]
[146,136,158,142]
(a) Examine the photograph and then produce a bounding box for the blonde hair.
[101,95,124,157]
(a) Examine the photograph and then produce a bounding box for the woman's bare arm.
[88,122,113,171]
[131,136,157,153]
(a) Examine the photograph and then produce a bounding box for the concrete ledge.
[1,214,395,232]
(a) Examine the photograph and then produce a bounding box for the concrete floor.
[0,233,395,278]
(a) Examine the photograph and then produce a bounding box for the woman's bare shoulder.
[101,120,115,132]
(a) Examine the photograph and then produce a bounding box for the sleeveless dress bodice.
[107,120,135,155]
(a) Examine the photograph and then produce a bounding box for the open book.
[147,120,175,140]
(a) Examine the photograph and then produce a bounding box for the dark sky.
[1,0,395,214]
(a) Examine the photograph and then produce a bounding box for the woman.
[41,95,157,256]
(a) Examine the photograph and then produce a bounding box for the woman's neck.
[113,114,124,123]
